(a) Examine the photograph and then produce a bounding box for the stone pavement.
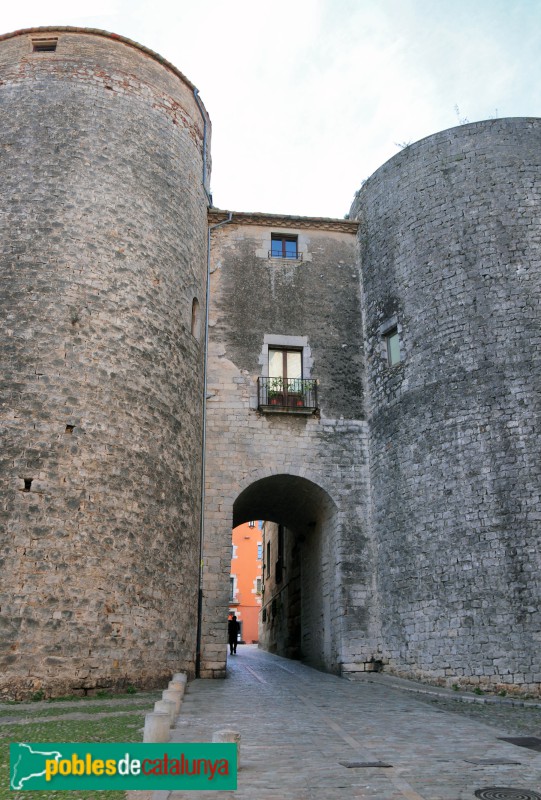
[165,646,541,800]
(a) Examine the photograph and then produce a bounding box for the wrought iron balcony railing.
[268,250,303,261]
[257,377,318,414]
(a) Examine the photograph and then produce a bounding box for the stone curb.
[351,671,541,709]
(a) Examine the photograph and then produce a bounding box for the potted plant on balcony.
[288,378,304,407]
[267,377,284,405]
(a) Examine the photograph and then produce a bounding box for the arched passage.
[235,474,341,671]
[200,464,375,680]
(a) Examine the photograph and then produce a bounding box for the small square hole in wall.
[32,38,58,52]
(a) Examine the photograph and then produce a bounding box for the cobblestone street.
[168,646,541,800]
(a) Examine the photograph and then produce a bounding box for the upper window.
[269,348,302,384]
[270,234,298,259]
[385,328,401,366]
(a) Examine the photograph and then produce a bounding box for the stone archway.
[234,474,340,670]
[199,471,350,677]
[233,473,336,528]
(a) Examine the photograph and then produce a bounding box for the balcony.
[258,377,318,414]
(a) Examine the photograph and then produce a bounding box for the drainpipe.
[195,211,233,677]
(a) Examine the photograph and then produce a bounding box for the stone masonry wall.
[201,217,376,677]
[259,506,341,670]
[2,28,538,697]
[351,119,541,693]
[0,29,210,697]
[259,521,302,659]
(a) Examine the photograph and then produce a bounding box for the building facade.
[199,211,375,680]
[0,28,539,698]
[229,522,263,644]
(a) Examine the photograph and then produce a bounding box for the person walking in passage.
[228,614,240,655]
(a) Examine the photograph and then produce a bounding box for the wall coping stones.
[208,208,359,234]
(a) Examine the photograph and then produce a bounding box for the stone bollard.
[154,698,176,723]
[168,680,186,697]
[172,672,187,684]
[162,689,181,715]
[212,729,241,770]
[143,712,170,743]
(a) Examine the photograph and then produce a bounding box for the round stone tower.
[351,118,541,693]
[0,28,210,697]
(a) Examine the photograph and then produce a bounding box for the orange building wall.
[229,522,263,643]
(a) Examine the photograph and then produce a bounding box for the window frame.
[379,316,403,368]
[385,327,401,366]
[268,347,303,383]
[267,347,306,407]
[258,335,317,413]
[270,234,299,260]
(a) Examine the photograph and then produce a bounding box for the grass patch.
[1,700,157,721]
[0,693,161,800]
[1,693,159,718]
[47,690,137,703]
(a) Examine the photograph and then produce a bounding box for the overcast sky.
[3,1,540,217]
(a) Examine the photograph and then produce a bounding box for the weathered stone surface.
[0,28,209,698]
[350,118,541,694]
[0,28,539,699]
[201,218,374,677]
